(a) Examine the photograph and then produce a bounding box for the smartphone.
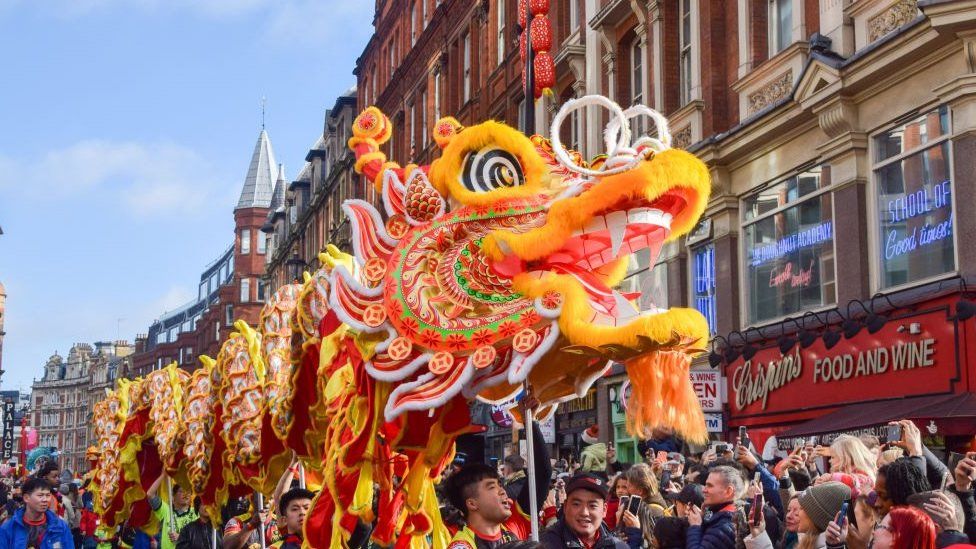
[661,470,672,490]
[627,495,643,515]
[716,443,730,454]
[837,501,849,528]
[751,493,764,526]
[753,471,761,484]
[620,495,630,511]
[739,426,751,448]
[949,452,965,474]
[887,424,903,443]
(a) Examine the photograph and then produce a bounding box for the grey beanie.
[798,481,851,532]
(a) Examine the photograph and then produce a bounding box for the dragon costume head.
[344,95,711,441]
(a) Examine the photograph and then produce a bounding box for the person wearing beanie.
[796,482,851,549]
[581,425,609,477]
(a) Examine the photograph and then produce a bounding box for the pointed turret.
[262,164,287,232]
[236,130,278,210]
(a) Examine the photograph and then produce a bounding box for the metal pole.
[523,384,539,542]
[256,492,266,549]
[166,476,176,532]
[211,527,217,549]
[297,462,306,490]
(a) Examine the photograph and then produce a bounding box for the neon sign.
[749,221,833,267]
[886,180,950,223]
[768,260,814,288]
[883,181,953,260]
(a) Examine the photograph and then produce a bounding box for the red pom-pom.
[529,0,549,17]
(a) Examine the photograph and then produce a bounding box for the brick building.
[263,90,364,292]
[354,0,976,460]
[131,130,279,376]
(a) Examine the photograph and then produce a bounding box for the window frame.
[497,0,506,66]
[679,0,693,106]
[689,241,718,335]
[463,33,472,103]
[240,228,251,254]
[768,0,794,55]
[630,35,645,136]
[739,166,838,327]
[240,278,251,303]
[868,105,958,293]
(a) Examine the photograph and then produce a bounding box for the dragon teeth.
[606,211,628,258]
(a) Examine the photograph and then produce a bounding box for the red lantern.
[534,52,555,96]
[530,15,552,52]
[529,0,549,17]
[518,0,527,28]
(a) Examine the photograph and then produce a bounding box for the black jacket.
[540,520,637,548]
[175,520,221,549]
[949,486,976,544]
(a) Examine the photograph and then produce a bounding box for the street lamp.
[285,252,308,283]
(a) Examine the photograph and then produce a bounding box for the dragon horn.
[349,106,402,191]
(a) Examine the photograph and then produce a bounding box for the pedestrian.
[796,481,851,549]
[869,506,936,549]
[581,425,609,477]
[539,472,639,548]
[653,517,689,549]
[0,477,75,549]
[175,505,220,549]
[906,491,968,548]
[874,459,930,517]
[672,484,704,520]
[621,463,667,547]
[686,465,742,549]
[501,455,528,502]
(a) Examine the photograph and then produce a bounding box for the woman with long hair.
[619,463,668,547]
[820,435,877,495]
[869,506,936,549]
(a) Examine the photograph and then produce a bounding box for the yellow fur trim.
[427,120,551,206]
[354,151,386,174]
[432,116,463,149]
[352,106,392,143]
[512,271,709,350]
[373,161,402,190]
[594,256,630,287]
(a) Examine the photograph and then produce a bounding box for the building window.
[434,72,441,121]
[679,0,693,105]
[240,278,250,303]
[240,229,251,254]
[225,304,234,326]
[630,36,645,135]
[569,0,578,32]
[389,44,396,75]
[620,248,669,312]
[215,322,220,342]
[692,243,717,334]
[769,0,793,55]
[421,90,428,146]
[874,106,953,289]
[742,166,835,323]
[463,33,471,103]
[497,0,506,66]
[257,279,267,302]
[411,1,418,45]
[409,100,416,156]
[423,0,428,26]
[257,232,267,254]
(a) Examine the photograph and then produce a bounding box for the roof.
[268,163,287,212]
[236,129,278,210]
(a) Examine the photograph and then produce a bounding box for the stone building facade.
[31,341,131,473]
[131,130,280,376]
[263,91,365,291]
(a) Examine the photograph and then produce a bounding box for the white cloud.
[0,139,228,217]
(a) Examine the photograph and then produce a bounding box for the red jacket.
[80,508,98,536]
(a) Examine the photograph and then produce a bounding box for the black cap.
[564,473,609,500]
[673,484,704,507]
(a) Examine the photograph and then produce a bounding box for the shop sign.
[691,370,723,412]
[540,415,556,444]
[1,400,13,461]
[704,413,724,433]
[490,405,514,428]
[727,308,957,416]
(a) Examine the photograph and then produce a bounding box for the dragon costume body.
[87,95,712,548]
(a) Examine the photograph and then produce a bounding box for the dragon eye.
[460,147,525,192]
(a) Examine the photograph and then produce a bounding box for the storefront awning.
[779,392,976,438]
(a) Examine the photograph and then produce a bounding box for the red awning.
[779,392,976,437]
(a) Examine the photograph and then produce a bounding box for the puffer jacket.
[686,503,737,549]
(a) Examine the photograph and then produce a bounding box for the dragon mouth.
[492,192,688,327]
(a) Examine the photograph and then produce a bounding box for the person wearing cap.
[686,465,743,549]
[540,472,640,548]
[795,481,851,549]
[672,484,704,519]
[444,421,551,548]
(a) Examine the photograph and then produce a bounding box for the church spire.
[236,129,278,210]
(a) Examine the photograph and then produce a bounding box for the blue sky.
[0,0,372,393]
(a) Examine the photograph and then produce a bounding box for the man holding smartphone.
[539,473,640,549]
[686,466,743,549]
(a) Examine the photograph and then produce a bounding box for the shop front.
[554,387,598,460]
[724,292,976,456]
